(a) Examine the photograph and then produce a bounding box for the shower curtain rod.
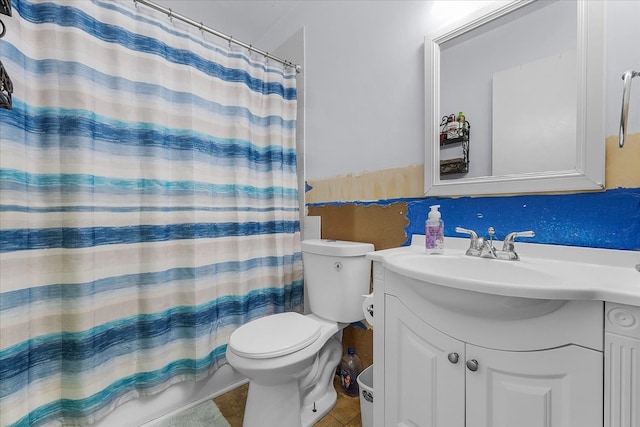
[133,0,301,73]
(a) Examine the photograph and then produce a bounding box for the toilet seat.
[228,312,321,359]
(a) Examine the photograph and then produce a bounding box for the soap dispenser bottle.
[425,205,444,254]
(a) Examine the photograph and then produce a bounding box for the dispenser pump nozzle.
[428,205,441,220]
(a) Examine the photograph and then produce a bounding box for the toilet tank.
[301,239,375,323]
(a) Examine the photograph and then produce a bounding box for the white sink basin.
[384,252,568,320]
[368,236,640,319]
[386,251,561,291]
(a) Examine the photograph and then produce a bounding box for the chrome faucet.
[456,227,535,261]
[455,227,496,258]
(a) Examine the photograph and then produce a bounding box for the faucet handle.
[455,227,478,239]
[456,227,485,256]
[502,230,535,251]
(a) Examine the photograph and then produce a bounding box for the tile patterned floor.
[214,376,362,427]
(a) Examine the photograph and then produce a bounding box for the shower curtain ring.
[228,36,233,48]
[199,22,204,32]
[167,8,172,21]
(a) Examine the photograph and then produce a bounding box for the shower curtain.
[0,1,301,426]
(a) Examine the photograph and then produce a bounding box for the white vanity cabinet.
[373,262,604,427]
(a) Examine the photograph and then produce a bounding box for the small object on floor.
[339,348,362,397]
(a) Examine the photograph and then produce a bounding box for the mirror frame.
[424,0,605,197]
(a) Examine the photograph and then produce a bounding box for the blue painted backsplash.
[405,188,640,251]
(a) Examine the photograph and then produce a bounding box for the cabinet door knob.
[447,352,459,364]
[466,359,479,372]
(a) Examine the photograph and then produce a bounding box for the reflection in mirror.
[425,0,605,196]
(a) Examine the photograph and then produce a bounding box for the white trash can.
[357,364,374,427]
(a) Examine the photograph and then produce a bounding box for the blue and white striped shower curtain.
[0,1,302,425]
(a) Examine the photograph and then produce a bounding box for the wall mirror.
[424,0,605,196]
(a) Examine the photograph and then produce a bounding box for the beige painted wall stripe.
[306,134,640,204]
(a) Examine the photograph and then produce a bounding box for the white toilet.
[225,239,374,427]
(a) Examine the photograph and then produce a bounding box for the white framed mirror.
[424,0,605,197]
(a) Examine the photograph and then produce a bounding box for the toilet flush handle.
[366,304,373,317]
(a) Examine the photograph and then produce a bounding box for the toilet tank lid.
[301,239,375,257]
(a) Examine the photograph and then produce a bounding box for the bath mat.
[155,400,231,427]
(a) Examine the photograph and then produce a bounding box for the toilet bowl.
[225,239,374,427]
[226,313,343,426]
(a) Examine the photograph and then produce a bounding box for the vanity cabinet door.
[384,295,465,427]
[465,344,603,427]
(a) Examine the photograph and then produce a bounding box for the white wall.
[255,1,439,181]
[159,0,640,183]
[605,1,640,139]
